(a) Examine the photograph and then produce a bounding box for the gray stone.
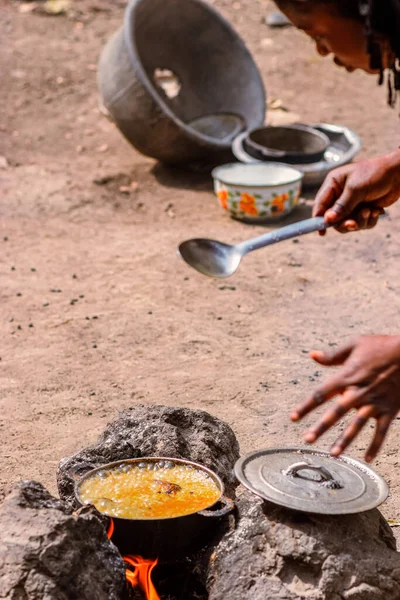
[57,405,240,509]
[207,489,400,600]
[0,480,126,600]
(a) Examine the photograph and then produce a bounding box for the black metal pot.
[75,457,234,561]
[244,124,330,164]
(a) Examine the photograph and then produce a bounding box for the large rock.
[207,489,400,600]
[57,405,240,509]
[0,481,125,600]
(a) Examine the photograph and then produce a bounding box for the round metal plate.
[234,447,389,515]
[232,123,362,188]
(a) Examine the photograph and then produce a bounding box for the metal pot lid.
[234,447,389,515]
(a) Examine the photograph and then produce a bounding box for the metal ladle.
[178,216,330,278]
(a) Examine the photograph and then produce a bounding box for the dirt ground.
[2,0,400,530]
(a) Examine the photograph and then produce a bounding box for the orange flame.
[107,518,115,539]
[124,555,160,600]
[106,519,160,600]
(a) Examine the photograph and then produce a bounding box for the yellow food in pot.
[79,461,221,519]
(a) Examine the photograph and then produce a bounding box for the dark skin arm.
[313,150,400,233]
[291,335,400,462]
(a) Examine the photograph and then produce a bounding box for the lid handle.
[283,462,343,490]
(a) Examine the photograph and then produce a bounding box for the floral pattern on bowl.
[212,162,303,223]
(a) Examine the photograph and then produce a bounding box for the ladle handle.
[237,216,330,255]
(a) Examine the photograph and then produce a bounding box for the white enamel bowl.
[212,162,304,223]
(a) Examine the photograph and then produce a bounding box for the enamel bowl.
[212,162,303,223]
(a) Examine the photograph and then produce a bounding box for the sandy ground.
[2,0,400,531]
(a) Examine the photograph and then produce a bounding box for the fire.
[106,519,160,600]
[124,555,160,600]
[106,518,114,539]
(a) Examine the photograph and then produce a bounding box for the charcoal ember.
[57,405,240,509]
[207,489,400,600]
[0,480,125,600]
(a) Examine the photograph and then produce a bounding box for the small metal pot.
[75,457,234,561]
[244,124,330,164]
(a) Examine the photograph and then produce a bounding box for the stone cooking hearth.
[1,405,400,599]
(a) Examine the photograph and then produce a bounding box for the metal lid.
[234,447,389,515]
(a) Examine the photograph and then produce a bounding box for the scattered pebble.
[8,318,14,323]
[16,292,22,297]
[260,38,274,48]
[119,186,131,194]
[18,2,38,14]
[79,294,84,298]
[148,311,152,315]
[31,267,36,272]
[92,343,97,349]
[11,266,15,271]
[70,298,78,305]
[43,303,49,307]
[50,288,62,293]
[0,156,9,169]
[93,175,114,185]
[89,392,96,397]
[97,143,108,153]
[76,145,85,153]
[28,323,34,328]
[17,325,22,330]
[92,315,98,320]
[265,11,292,27]
[4,236,8,242]
[88,411,93,416]
[40,0,70,16]
[72,274,78,279]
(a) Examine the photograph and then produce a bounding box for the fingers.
[333,219,359,234]
[290,374,349,422]
[365,414,393,462]
[330,405,374,456]
[366,209,381,230]
[325,184,366,224]
[313,169,350,218]
[303,390,359,443]
[291,345,356,422]
[310,344,354,367]
[337,207,383,233]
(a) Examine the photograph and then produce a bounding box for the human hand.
[291,335,400,462]
[313,151,400,234]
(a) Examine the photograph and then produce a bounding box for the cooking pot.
[244,124,330,164]
[75,457,234,561]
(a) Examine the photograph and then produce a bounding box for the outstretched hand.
[313,151,400,234]
[291,335,400,462]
